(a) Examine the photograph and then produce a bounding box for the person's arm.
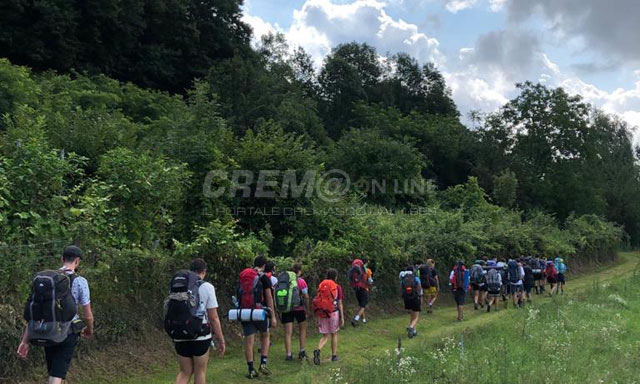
[435,275,440,292]
[207,308,225,356]
[338,300,345,327]
[265,284,277,328]
[81,303,94,338]
[17,328,30,358]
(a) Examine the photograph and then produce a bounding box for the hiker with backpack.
[470,261,487,310]
[417,259,440,313]
[533,257,544,294]
[275,263,309,361]
[555,257,567,294]
[348,257,372,327]
[449,260,470,321]
[497,259,508,303]
[17,245,94,384]
[506,259,525,308]
[485,263,502,312]
[165,258,226,384]
[312,268,344,365]
[522,257,535,304]
[400,266,423,338]
[545,260,559,297]
[238,256,277,379]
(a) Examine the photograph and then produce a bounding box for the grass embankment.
[85,252,639,384]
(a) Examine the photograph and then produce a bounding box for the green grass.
[85,252,640,384]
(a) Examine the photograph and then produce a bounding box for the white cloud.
[243,0,443,67]
[489,0,508,12]
[445,0,478,13]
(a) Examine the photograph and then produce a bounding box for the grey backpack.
[24,270,77,346]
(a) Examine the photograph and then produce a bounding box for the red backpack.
[348,259,367,289]
[545,264,558,279]
[238,268,263,309]
[450,266,465,290]
[312,279,339,318]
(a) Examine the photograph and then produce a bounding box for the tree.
[492,170,518,208]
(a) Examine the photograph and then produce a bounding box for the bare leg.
[330,333,338,356]
[174,355,194,384]
[299,320,307,353]
[317,334,329,351]
[49,378,63,384]
[192,350,210,384]
[409,311,419,329]
[244,334,255,363]
[284,322,293,356]
[260,332,270,358]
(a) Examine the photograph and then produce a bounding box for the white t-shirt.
[175,281,218,342]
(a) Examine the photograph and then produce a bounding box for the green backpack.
[275,271,301,313]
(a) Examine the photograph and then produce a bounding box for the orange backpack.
[312,279,338,318]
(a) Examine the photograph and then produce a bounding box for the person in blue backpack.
[449,260,470,321]
[555,257,568,294]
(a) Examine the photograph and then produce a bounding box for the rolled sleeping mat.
[228,308,267,322]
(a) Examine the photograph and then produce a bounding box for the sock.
[247,361,254,373]
[299,348,305,353]
[354,315,360,321]
[261,356,267,365]
[362,318,367,323]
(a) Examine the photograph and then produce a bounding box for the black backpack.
[164,270,210,340]
[507,260,522,284]
[401,273,419,300]
[418,265,437,288]
[24,270,78,346]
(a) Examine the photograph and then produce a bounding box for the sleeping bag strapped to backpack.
[470,264,485,284]
[348,259,367,289]
[238,268,264,309]
[507,260,522,284]
[417,264,437,289]
[486,268,501,292]
[274,271,301,313]
[164,270,210,340]
[312,279,338,318]
[401,273,419,300]
[24,270,78,346]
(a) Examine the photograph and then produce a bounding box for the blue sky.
[243,0,640,145]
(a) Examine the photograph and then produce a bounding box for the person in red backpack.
[449,260,470,321]
[349,257,372,327]
[544,260,558,297]
[313,268,344,365]
[239,256,277,379]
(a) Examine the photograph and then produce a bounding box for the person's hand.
[81,327,93,339]
[340,318,345,328]
[271,317,278,329]
[217,339,226,357]
[17,341,29,359]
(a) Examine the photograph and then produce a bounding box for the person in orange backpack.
[312,268,344,365]
[348,257,372,326]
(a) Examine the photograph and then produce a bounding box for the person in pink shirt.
[282,263,310,361]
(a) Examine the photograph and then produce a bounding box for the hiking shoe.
[412,329,418,338]
[474,304,478,310]
[427,304,433,313]
[246,370,259,379]
[407,327,414,339]
[298,351,308,360]
[487,305,491,313]
[331,355,339,362]
[351,318,358,327]
[313,349,321,365]
[258,364,271,376]
[362,319,367,324]
[285,355,293,362]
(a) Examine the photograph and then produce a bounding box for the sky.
[242,0,640,146]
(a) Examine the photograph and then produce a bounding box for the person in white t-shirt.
[173,258,225,384]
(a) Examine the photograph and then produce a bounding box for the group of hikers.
[16,245,568,383]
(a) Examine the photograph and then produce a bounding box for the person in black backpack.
[17,245,94,384]
[169,258,225,384]
[417,259,440,313]
[400,266,423,338]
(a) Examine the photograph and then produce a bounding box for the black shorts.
[523,284,533,294]
[453,289,466,306]
[509,284,523,294]
[533,272,543,280]
[547,276,557,284]
[241,319,270,336]
[471,283,487,292]
[404,297,421,312]
[354,287,369,308]
[174,339,211,357]
[281,310,306,324]
[557,273,565,283]
[44,333,78,379]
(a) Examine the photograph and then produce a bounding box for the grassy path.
[100,252,639,384]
